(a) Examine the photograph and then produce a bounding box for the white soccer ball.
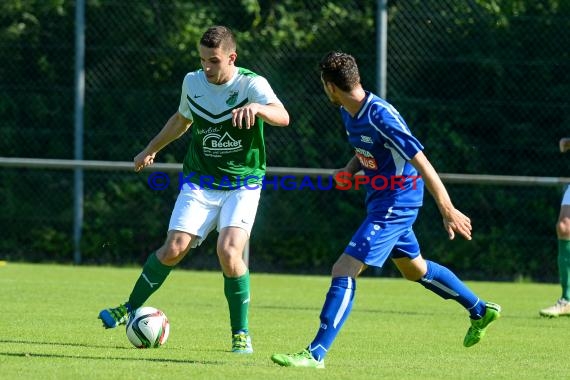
[126,306,170,348]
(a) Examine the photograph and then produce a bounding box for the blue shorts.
[344,207,421,268]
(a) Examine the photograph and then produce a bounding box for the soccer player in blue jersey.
[271,51,501,368]
[98,26,289,353]
[539,137,570,317]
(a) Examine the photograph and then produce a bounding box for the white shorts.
[562,185,570,206]
[168,186,261,248]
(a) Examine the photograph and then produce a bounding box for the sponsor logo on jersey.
[196,126,223,135]
[203,131,243,157]
[354,147,373,157]
[354,147,378,169]
[361,135,373,144]
[226,90,239,106]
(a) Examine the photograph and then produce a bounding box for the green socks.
[128,252,173,310]
[127,254,250,333]
[224,271,251,333]
[559,240,570,300]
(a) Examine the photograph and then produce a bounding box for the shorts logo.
[203,132,243,157]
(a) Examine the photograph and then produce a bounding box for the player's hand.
[559,138,570,153]
[232,103,260,129]
[134,151,156,172]
[332,167,349,186]
[442,208,472,241]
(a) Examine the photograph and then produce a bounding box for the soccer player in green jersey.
[540,137,570,317]
[98,25,289,353]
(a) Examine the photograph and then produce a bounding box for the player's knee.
[331,261,344,277]
[157,248,181,266]
[556,217,570,239]
[158,236,192,265]
[393,256,427,281]
[402,270,423,281]
[331,255,364,277]
[398,265,424,281]
[216,244,242,265]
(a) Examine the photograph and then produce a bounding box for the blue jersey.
[340,92,425,212]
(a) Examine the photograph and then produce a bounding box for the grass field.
[1,263,568,379]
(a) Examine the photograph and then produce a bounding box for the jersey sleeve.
[248,76,283,105]
[177,73,194,120]
[370,103,423,160]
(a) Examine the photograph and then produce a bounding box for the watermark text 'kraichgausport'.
[146,171,422,191]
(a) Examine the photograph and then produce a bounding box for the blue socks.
[307,261,485,362]
[418,260,486,319]
[308,277,355,361]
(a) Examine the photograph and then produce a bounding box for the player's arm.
[340,155,362,174]
[233,77,290,129]
[560,138,570,153]
[255,103,290,127]
[134,112,192,172]
[409,151,472,241]
[232,102,289,129]
[333,155,361,186]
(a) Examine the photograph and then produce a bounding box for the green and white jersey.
[178,67,282,189]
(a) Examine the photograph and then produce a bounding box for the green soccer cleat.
[231,332,253,354]
[98,302,130,329]
[463,302,501,347]
[271,349,325,369]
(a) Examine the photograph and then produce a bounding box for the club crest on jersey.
[226,90,239,106]
[203,131,243,157]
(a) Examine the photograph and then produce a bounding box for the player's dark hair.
[200,25,237,53]
[319,51,360,92]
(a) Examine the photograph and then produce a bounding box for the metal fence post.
[73,0,85,264]
[376,0,388,99]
